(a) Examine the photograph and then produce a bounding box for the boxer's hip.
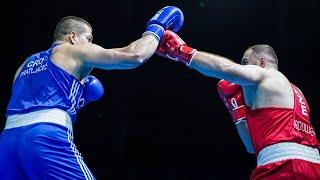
[2,108,74,160]
[251,142,320,180]
[5,108,73,130]
[257,142,320,166]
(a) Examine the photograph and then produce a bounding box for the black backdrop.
[2,0,320,179]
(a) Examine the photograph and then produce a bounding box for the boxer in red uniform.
[157,30,320,179]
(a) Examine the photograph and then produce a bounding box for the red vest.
[246,84,320,156]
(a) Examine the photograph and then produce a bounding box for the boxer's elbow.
[110,52,148,70]
[127,53,148,68]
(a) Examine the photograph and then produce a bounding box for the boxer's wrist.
[142,24,164,41]
[230,105,247,124]
[156,30,197,66]
[177,45,197,66]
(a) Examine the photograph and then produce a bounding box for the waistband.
[257,142,320,166]
[5,108,73,130]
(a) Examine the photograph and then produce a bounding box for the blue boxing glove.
[82,75,104,104]
[143,6,184,41]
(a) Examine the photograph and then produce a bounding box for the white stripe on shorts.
[67,129,95,180]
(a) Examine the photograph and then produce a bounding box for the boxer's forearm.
[78,36,158,70]
[235,120,255,154]
[120,35,159,64]
[189,51,266,86]
[189,51,238,80]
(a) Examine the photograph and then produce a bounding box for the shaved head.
[247,44,278,66]
[53,16,92,41]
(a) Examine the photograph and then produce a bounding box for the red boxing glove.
[217,79,247,124]
[156,30,197,65]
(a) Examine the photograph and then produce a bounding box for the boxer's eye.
[241,58,248,65]
[87,35,93,43]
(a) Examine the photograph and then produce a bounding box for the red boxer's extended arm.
[156,30,268,86]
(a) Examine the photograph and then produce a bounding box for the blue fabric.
[6,44,87,123]
[0,123,95,180]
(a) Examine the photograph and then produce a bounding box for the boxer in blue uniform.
[0,6,184,179]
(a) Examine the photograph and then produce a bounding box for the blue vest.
[6,44,86,123]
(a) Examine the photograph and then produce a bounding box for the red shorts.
[251,159,320,180]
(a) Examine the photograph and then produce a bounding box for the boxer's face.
[69,24,93,45]
[77,25,93,44]
[241,49,261,66]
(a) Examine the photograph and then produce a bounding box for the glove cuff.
[178,45,197,66]
[143,24,165,41]
[230,105,247,124]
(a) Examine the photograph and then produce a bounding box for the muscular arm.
[73,35,159,70]
[189,51,265,86]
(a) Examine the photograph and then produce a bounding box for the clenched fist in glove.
[156,30,197,65]
[82,75,104,104]
[217,79,247,124]
[143,6,184,41]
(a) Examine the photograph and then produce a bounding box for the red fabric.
[247,83,320,179]
[251,159,320,180]
[246,84,320,155]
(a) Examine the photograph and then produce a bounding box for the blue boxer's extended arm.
[72,6,184,70]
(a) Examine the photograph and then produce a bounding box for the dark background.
[2,0,320,179]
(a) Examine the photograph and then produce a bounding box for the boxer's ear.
[259,57,266,68]
[67,32,77,45]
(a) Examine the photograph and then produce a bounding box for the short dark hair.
[249,44,278,65]
[53,16,92,41]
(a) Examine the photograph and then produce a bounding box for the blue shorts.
[0,122,95,180]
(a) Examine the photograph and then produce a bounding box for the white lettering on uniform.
[293,88,308,116]
[20,57,47,78]
[27,57,44,68]
[293,119,315,136]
